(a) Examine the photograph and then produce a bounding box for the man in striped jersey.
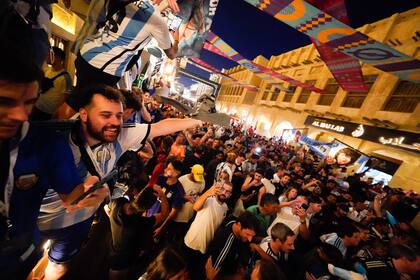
[57,0,179,119]
[207,211,260,278]
[252,223,297,279]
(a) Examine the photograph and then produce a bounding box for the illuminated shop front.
[304,116,420,192]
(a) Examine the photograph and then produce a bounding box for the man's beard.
[86,117,120,143]
[217,194,228,203]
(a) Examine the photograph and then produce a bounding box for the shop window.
[342,75,377,108]
[297,80,316,103]
[317,78,339,106]
[283,85,297,102]
[383,81,420,113]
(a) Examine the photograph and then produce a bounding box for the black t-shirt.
[241,182,264,209]
[109,197,155,256]
[208,220,251,276]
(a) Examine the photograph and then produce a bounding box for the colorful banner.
[308,0,368,92]
[189,57,259,91]
[165,0,220,57]
[243,0,420,83]
[207,32,324,93]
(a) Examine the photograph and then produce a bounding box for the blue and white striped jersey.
[80,1,171,77]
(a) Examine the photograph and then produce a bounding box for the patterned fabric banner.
[189,57,259,91]
[203,42,232,60]
[308,0,368,92]
[244,0,420,83]
[207,32,324,93]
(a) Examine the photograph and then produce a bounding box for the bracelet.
[300,219,306,223]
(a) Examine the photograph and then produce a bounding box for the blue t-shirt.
[157,176,184,210]
[9,125,82,245]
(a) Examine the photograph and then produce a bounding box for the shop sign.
[305,116,420,154]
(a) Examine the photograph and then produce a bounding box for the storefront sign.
[305,116,420,154]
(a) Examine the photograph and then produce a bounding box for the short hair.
[170,160,184,174]
[308,195,322,204]
[337,223,359,239]
[78,84,124,108]
[132,187,157,213]
[145,246,187,279]
[0,43,42,84]
[255,169,264,176]
[390,245,419,262]
[237,211,260,232]
[226,152,237,163]
[255,259,286,280]
[52,46,65,60]
[270,223,295,242]
[120,89,141,111]
[260,193,279,207]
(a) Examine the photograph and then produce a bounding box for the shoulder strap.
[71,121,101,178]
[50,71,69,82]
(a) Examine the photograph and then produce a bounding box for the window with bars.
[270,87,281,101]
[317,78,339,106]
[341,75,378,108]
[297,80,316,103]
[283,85,297,102]
[261,84,272,100]
[383,81,420,113]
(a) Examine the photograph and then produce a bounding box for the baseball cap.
[191,164,204,182]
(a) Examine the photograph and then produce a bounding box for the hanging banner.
[300,135,365,167]
[189,57,259,91]
[203,42,231,59]
[163,0,220,57]
[308,0,368,92]
[207,32,324,93]
[243,0,420,83]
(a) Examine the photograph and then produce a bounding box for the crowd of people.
[1,1,419,280]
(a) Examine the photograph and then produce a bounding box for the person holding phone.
[0,48,108,280]
[37,85,203,279]
[183,182,232,279]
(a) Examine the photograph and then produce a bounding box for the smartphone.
[169,15,182,31]
[71,169,118,205]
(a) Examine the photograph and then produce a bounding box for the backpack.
[40,71,70,93]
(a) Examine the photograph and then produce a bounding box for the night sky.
[198,0,419,71]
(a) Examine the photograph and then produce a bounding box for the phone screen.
[169,16,182,31]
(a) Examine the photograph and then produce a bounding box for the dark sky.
[198,0,419,71]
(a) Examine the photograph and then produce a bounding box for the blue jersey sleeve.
[45,132,83,194]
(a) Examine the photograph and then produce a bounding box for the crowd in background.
[0,1,419,280]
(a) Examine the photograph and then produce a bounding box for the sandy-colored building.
[216,7,420,192]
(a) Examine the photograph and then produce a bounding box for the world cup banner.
[164,0,220,57]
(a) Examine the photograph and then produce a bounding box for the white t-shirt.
[38,123,150,230]
[80,1,171,76]
[174,175,205,223]
[184,196,228,254]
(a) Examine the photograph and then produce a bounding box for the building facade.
[216,7,420,192]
